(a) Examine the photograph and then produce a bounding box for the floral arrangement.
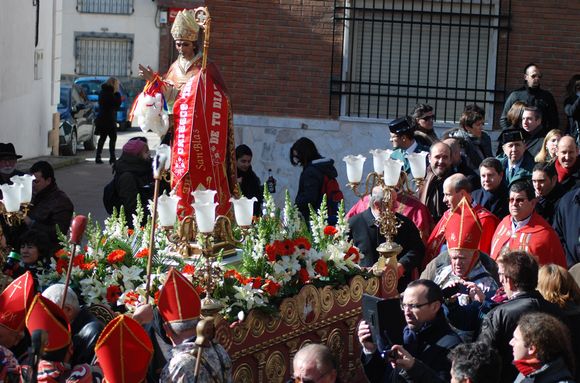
[39,189,368,322]
[214,189,367,322]
[38,201,198,311]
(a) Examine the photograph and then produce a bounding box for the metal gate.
[75,34,134,77]
[331,0,511,123]
[76,0,134,14]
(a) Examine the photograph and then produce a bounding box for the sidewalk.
[16,155,85,172]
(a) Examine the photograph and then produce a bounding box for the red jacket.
[490,212,566,267]
[424,204,499,268]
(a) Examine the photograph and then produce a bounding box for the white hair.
[166,319,198,334]
[42,284,80,312]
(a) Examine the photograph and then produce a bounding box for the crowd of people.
[1,18,580,379]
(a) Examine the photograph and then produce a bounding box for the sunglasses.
[420,115,435,121]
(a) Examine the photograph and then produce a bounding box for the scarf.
[513,357,542,377]
[555,157,579,183]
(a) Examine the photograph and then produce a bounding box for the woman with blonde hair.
[534,129,563,163]
[537,263,580,380]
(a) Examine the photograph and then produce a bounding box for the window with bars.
[331,0,511,124]
[74,34,133,77]
[77,0,134,15]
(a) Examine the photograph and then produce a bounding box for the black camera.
[441,283,469,298]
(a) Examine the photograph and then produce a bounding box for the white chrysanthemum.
[79,278,106,305]
[233,283,265,310]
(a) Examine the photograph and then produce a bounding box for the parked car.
[58,84,96,156]
[74,76,131,130]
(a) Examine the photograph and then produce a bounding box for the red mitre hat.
[95,315,153,383]
[157,268,201,323]
[444,197,483,251]
[25,293,71,352]
[0,271,34,333]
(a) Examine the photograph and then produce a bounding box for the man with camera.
[357,279,462,383]
[433,198,498,341]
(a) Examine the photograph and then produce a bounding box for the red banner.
[171,64,232,218]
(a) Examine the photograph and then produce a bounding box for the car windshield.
[77,81,102,96]
[58,88,69,109]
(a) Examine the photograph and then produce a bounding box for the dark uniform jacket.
[478,290,563,383]
[349,208,425,292]
[362,311,462,383]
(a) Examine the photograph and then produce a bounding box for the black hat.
[0,143,22,160]
[388,117,413,135]
[501,129,525,144]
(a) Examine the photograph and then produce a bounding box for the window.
[77,0,134,14]
[75,34,133,77]
[331,0,511,124]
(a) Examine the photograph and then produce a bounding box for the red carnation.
[263,280,281,296]
[54,249,69,259]
[106,249,126,264]
[265,243,278,262]
[135,248,149,259]
[282,239,295,255]
[56,258,68,274]
[323,226,338,236]
[293,237,312,250]
[250,277,263,289]
[344,246,361,263]
[298,267,310,283]
[182,264,195,274]
[106,285,122,304]
[314,260,329,276]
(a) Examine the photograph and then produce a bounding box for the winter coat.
[295,158,338,223]
[513,357,576,383]
[478,291,564,383]
[96,84,122,134]
[28,182,74,249]
[113,153,154,227]
[553,188,580,267]
[362,311,462,383]
[237,166,263,216]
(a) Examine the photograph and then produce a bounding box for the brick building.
[156,0,580,206]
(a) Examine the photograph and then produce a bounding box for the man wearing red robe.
[425,174,499,269]
[490,180,566,267]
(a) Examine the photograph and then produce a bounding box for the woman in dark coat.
[96,77,122,164]
[113,137,154,228]
[235,144,263,216]
[290,137,340,226]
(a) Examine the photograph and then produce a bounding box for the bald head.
[293,344,337,383]
[557,136,579,169]
[443,173,471,210]
[429,142,452,177]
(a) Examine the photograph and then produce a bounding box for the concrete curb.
[16,156,85,172]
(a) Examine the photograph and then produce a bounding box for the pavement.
[16,127,161,227]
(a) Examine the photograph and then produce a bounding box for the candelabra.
[343,152,404,271]
[157,188,256,315]
[0,174,35,226]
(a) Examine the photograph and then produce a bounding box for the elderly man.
[471,157,509,219]
[531,162,565,224]
[159,268,232,383]
[24,161,74,250]
[291,343,338,383]
[349,186,425,292]
[42,284,104,365]
[418,142,455,223]
[0,143,24,186]
[478,251,563,383]
[425,174,499,266]
[490,180,566,267]
[554,135,580,192]
[389,116,430,174]
[499,63,559,130]
[358,279,462,383]
[432,199,498,341]
[497,129,534,186]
